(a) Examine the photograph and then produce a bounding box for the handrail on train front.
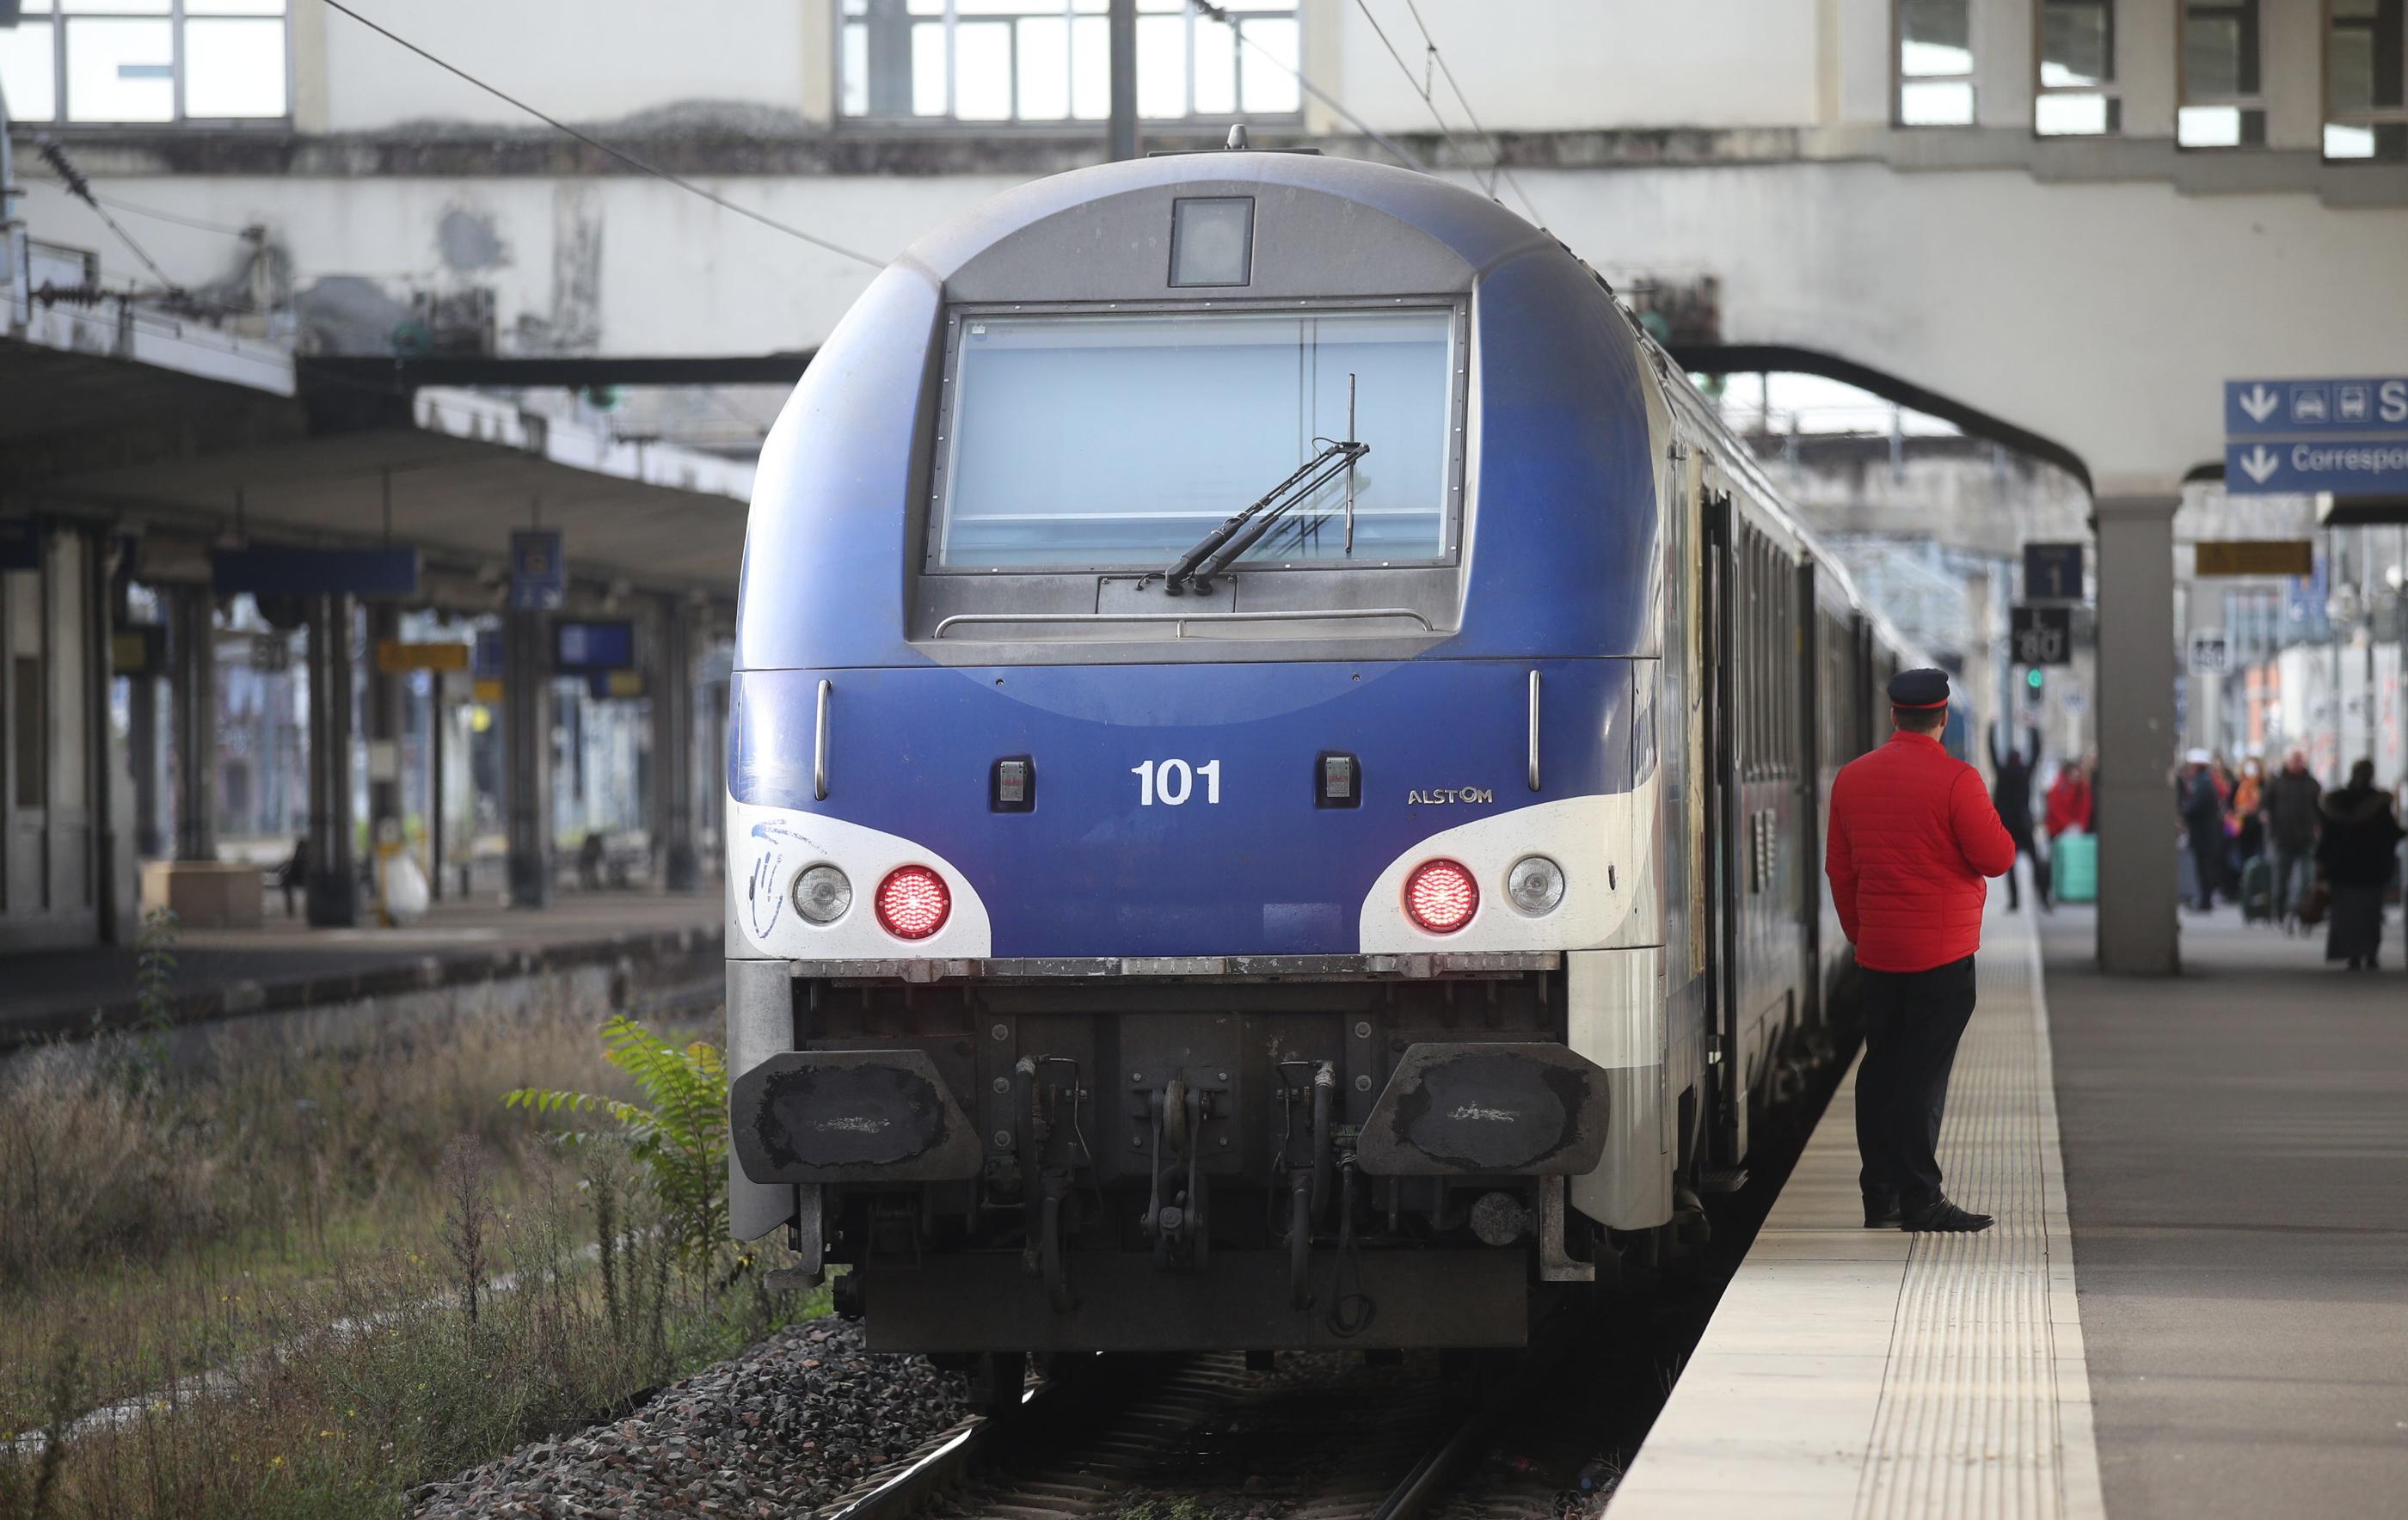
[931,607,1439,639]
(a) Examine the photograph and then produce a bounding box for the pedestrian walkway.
[1,889,722,1047]
[1610,903,2106,1518]
[2041,900,2408,1520]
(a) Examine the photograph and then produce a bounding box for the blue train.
[724,146,1920,1378]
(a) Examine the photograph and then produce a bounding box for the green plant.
[505,1016,729,1269]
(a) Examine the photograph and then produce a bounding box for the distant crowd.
[1982,727,2405,971]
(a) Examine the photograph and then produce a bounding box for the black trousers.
[1855,956,1978,1215]
[2003,824,2049,910]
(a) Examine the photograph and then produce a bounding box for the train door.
[1699,483,1747,1171]
[1796,560,1822,1031]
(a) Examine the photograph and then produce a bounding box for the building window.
[2179,0,2264,147]
[838,0,1300,126]
[2327,0,2407,161]
[0,0,287,126]
[1897,0,1976,126]
[2036,0,2119,135]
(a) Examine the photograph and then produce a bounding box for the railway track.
[817,1337,1577,1520]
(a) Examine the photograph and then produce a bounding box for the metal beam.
[301,352,814,395]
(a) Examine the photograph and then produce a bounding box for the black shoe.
[1902,1198,1993,1233]
[1864,1200,1902,1229]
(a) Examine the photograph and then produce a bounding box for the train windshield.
[932,307,1457,572]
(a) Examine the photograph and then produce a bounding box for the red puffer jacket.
[1826,731,2017,973]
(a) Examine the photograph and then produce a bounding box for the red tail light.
[1404,858,1479,934]
[875,865,951,941]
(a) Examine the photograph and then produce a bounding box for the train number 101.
[1131,758,1222,806]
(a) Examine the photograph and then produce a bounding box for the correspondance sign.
[2224,377,2408,500]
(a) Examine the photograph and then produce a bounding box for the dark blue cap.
[1888,668,1950,710]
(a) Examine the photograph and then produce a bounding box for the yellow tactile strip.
[1608,906,2104,1520]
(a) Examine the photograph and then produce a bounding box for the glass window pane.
[1899,0,1970,76]
[22,0,54,12]
[954,21,1011,120]
[2036,90,2110,134]
[1900,79,1975,126]
[1070,14,1109,118]
[2325,122,2376,158]
[0,21,58,123]
[957,0,1035,13]
[2329,26,2375,115]
[1135,12,1186,118]
[906,0,944,14]
[938,309,1457,571]
[1017,15,1068,119]
[841,21,868,116]
[1240,16,1299,113]
[1194,12,1235,116]
[2040,3,2112,87]
[2178,103,2241,146]
[65,17,174,122]
[910,20,947,115]
[187,0,286,14]
[61,0,167,11]
[2184,15,2240,100]
[183,18,286,118]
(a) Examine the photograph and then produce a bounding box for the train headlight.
[1505,855,1566,916]
[875,865,952,941]
[1404,859,1479,934]
[792,864,852,926]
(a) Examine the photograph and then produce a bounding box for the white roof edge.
[15,302,298,398]
[413,388,755,504]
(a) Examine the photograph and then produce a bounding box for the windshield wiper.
[1158,382,1368,597]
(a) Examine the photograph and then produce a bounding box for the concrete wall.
[306,0,820,133]
[1331,1,1825,132]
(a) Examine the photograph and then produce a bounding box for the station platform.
[0,888,723,1049]
[1609,901,2101,1518]
[1610,888,2408,1519]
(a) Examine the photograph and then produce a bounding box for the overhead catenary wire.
[1354,0,1547,229]
[1188,0,1428,173]
[33,137,194,298]
[1400,0,1546,226]
[312,0,883,269]
[1348,0,1492,189]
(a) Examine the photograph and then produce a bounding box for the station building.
[5,0,2407,963]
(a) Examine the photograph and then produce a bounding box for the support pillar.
[1107,0,1138,162]
[169,585,217,862]
[304,593,357,927]
[2093,494,2181,975]
[651,595,698,892]
[129,645,163,859]
[366,601,403,851]
[504,607,554,908]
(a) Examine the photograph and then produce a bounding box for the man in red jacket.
[1826,668,2017,1233]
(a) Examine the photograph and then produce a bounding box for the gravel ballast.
[407,1318,971,1517]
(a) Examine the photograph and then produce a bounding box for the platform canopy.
[1,315,759,608]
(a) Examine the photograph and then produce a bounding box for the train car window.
[931,306,1458,572]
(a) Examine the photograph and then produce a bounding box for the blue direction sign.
[2226,377,2408,437]
[2226,438,2408,497]
[508,529,565,611]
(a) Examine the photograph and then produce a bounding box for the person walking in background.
[2180,751,2226,911]
[1828,669,2016,1235]
[2315,759,2405,971]
[2232,756,2264,869]
[1987,722,2048,911]
[2044,754,2094,842]
[2263,750,2323,929]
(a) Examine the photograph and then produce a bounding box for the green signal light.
[2025,668,2045,691]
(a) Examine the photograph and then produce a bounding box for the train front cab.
[722,151,1863,1358]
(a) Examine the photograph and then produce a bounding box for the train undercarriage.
[725,958,1852,1357]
